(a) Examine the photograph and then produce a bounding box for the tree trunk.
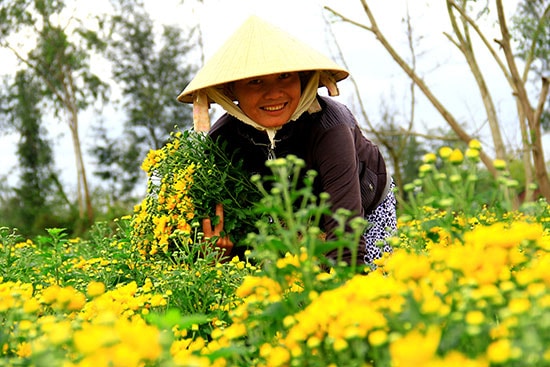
[68,99,94,226]
[531,76,550,200]
[496,1,550,200]
[446,1,507,160]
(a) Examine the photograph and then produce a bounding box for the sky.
[2,0,546,196]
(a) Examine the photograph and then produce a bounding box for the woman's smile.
[262,103,287,112]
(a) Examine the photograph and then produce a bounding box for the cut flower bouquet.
[131,129,262,258]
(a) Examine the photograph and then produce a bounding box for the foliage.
[1,149,550,366]
[512,0,550,76]
[1,152,550,366]
[398,139,523,245]
[326,0,550,201]
[90,0,197,202]
[89,122,145,208]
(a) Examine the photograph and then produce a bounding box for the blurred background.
[0,0,548,237]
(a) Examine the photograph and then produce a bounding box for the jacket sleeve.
[310,122,368,265]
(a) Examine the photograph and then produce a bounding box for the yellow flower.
[385,251,431,281]
[116,318,162,361]
[333,338,348,351]
[141,149,165,174]
[487,338,512,363]
[87,281,106,297]
[465,310,485,325]
[17,319,33,331]
[307,336,321,348]
[508,297,531,315]
[224,322,247,340]
[493,159,507,170]
[73,324,118,354]
[419,164,434,175]
[42,320,72,345]
[423,153,437,164]
[16,342,32,358]
[368,329,388,346]
[449,148,464,164]
[465,148,480,160]
[23,298,40,314]
[283,315,296,328]
[468,139,482,150]
[439,146,453,159]
[390,326,441,366]
[260,344,290,367]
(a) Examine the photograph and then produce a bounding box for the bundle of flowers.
[130,130,262,258]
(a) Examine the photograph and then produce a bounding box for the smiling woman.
[176,15,397,267]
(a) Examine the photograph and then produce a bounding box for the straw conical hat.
[177,15,349,103]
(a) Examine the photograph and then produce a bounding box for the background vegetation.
[0,0,549,236]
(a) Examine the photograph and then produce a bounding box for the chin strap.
[320,71,340,97]
[192,90,211,132]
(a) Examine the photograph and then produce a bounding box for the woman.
[177,16,396,266]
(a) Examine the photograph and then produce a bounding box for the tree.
[325,0,550,201]
[0,0,109,228]
[89,0,195,201]
[0,70,74,235]
[12,71,56,233]
[89,121,144,207]
[107,0,195,147]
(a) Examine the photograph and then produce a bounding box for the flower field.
[1,135,549,366]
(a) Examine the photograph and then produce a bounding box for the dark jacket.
[209,96,388,265]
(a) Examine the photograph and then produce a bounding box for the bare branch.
[321,9,375,133]
[448,0,511,84]
[496,0,534,124]
[326,0,496,175]
[323,6,374,32]
[446,0,506,160]
[533,76,550,127]
[368,128,461,142]
[4,44,70,110]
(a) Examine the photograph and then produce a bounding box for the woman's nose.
[263,83,284,99]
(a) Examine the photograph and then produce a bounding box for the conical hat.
[177,15,349,103]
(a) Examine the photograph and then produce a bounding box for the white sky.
[2,0,546,194]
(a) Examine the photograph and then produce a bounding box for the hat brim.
[177,16,349,103]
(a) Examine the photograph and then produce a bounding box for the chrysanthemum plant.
[398,140,549,250]
[200,155,373,365]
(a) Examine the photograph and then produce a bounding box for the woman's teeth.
[263,104,285,111]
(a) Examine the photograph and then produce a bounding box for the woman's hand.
[202,203,233,258]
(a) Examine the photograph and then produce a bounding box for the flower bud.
[422,153,437,164]
[439,146,453,159]
[449,149,464,164]
[493,159,507,171]
[468,139,482,151]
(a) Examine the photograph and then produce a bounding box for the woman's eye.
[248,79,262,85]
[279,73,291,79]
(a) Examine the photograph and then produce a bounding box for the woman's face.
[231,72,301,128]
